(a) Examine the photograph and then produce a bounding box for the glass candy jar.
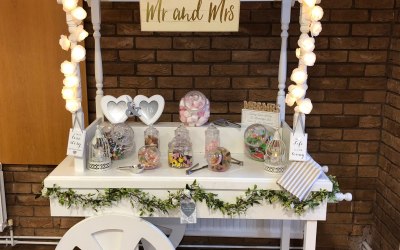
[205,123,220,157]
[264,131,287,174]
[88,126,112,171]
[138,145,161,170]
[244,124,272,162]
[179,91,210,127]
[144,125,159,148]
[206,147,231,172]
[100,122,135,160]
[168,132,193,169]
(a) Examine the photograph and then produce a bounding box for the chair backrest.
[56,214,175,250]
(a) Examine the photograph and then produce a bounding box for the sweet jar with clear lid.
[244,124,273,162]
[179,91,210,127]
[144,125,159,148]
[138,145,161,170]
[205,123,220,157]
[168,125,193,168]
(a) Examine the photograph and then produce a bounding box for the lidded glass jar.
[244,124,272,162]
[168,125,193,168]
[206,147,231,172]
[100,122,135,160]
[205,123,220,157]
[144,125,159,148]
[179,91,210,127]
[264,130,287,174]
[138,145,161,170]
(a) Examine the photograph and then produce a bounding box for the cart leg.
[303,220,317,250]
[280,220,291,250]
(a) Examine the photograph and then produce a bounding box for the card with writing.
[180,197,197,224]
[67,128,86,157]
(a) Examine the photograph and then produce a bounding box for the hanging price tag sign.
[180,197,197,224]
[67,128,86,157]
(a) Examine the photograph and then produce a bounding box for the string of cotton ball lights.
[59,0,88,113]
[286,0,324,117]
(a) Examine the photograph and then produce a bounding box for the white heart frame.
[133,95,165,125]
[101,95,132,124]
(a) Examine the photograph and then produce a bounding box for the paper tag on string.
[180,198,197,224]
[67,128,86,157]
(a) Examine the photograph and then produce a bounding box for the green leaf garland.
[41,175,341,216]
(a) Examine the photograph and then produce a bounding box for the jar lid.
[183,91,207,111]
[205,123,219,136]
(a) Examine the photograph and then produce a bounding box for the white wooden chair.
[56,214,175,250]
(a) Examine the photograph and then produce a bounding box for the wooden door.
[0,0,88,165]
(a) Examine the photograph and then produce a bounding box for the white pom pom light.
[71,7,87,21]
[286,0,324,120]
[60,61,76,75]
[58,2,88,114]
[62,0,78,12]
[71,45,86,62]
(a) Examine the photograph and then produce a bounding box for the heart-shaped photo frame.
[133,95,165,125]
[101,95,132,124]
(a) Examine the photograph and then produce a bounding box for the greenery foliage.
[41,175,341,216]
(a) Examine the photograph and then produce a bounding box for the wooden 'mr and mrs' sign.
[139,0,240,31]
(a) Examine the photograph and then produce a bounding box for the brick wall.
[1,0,399,249]
[372,2,400,250]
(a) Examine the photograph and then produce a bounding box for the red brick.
[248,90,278,102]
[308,129,343,140]
[359,116,382,128]
[7,206,34,216]
[194,77,230,88]
[316,51,348,63]
[212,37,249,49]
[119,50,155,62]
[194,51,231,62]
[102,63,135,75]
[250,37,281,49]
[158,77,193,88]
[371,10,395,22]
[312,104,343,115]
[5,183,31,193]
[137,89,173,101]
[232,77,268,88]
[19,217,53,228]
[119,77,156,88]
[349,51,388,63]
[137,64,171,75]
[211,65,248,76]
[136,37,171,49]
[344,104,382,115]
[325,90,363,102]
[173,37,210,49]
[364,91,387,103]
[309,78,347,90]
[321,141,357,153]
[101,9,133,22]
[352,24,391,36]
[365,65,387,76]
[327,65,364,76]
[343,129,381,140]
[355,0,395,8]
[211,90,247,101]
[331,10,369,22]
[101,37,133,49]
[174,64,209,76]
[320,116,359,128]
[249,64,278,76]
[232,51,269,62]
[14,172,48,183]
[358,142,380,153]
[157,51,193,62]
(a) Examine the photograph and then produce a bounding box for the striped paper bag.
[277,158,322,201]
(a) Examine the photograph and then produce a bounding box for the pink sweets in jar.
[179,91,210,127]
